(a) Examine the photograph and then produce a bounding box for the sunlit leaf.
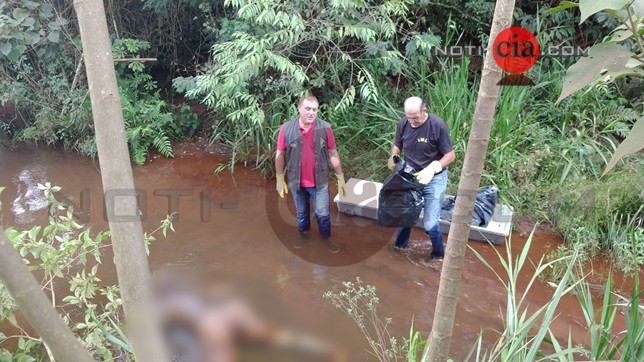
[579,0,630,23]
[557,43,642,103]
[633,1,644,18]
[602,116,644,176]
[607,23,643,43]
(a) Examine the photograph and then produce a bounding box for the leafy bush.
[6,33,199,164]
[324,277,424,362]
[0,183,173,359]
[547,172,644,268]
[466,231,584,361]
[174,0,420,170]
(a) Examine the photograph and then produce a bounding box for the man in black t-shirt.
[387,96,456,259]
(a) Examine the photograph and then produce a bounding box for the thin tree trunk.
[0,227,93,362]
[72,0,168,360]
[423,1,516,361]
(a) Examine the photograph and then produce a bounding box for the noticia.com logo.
[431,26,589,86]
[493,27,540,86]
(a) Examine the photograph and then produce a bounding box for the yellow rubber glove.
[387,155,398,171]
[414,161,442,184]
[336,173,346,198]
[276,173,288,198]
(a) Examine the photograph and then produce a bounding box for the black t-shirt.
[394,114,453,172]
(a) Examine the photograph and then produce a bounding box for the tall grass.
[463,230,643,362]
[574,270,644,361]
[464,230,585,361]
[324,232,642,361]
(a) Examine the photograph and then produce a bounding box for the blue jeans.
[290,184,331,238]
[394,170,448,257]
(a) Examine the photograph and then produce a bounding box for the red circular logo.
[493,27,539,74]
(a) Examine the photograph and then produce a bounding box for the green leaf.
[91,313,132,352]
[633,1,644,18]
[543,1,579,15]
[7,311,17,327]
[22,1,38,10]
[0,351,12,362]
[17,355,35,362]
[62,295,78,303]
[12,9,30,23]
[0,44,10,56]
[607,24,640,43]
[25,32,41,46]
[557,43,641,103]
[21,17,35,27]
[39,4,54,18]
[47,31,60,43]
[6,48,20,63]
[579,0,630,23]
[28,226,40,241]
[14,43,26,55]
[602,116,644,176]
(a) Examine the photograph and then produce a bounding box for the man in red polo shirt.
[275,95,346,251]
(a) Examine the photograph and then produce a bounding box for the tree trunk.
[423,1,516,361]
[72,0,168,360]
[0,228,93,361]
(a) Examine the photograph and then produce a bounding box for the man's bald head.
[404,97,424,114]
[403,96,427,127]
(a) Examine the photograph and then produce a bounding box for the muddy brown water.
[0,143,638,360]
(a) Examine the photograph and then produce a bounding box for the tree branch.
[0,227,93,361]
[113,58,158,62]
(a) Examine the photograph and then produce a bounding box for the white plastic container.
[333,178,513,245]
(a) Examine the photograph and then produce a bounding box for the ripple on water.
[11,165,48,224]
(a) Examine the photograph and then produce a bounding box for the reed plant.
[465,230,643,362]
[465,230,584,361]
[323,277,404,362]
[574,269,643,361]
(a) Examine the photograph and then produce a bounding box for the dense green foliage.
[0,185,173,360]
[0,0,201,164]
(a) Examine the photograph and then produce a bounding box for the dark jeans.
[394,170,448,257]
[290,184,331,238]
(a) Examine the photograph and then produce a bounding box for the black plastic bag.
[441,186,498,227]
[378,156,424,227]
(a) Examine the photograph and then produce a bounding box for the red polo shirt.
[277,123,337,187]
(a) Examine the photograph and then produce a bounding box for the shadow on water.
[0,143,639,360]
